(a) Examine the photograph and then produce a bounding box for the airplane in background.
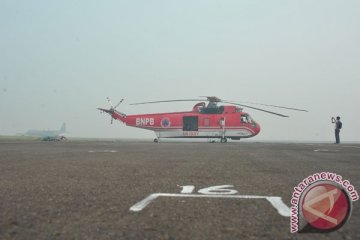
[25,123,66,138]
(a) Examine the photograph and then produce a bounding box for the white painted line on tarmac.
[309,144,360,150]
[129,193,291,217]
[266,196,291,217]
[88,150,118,153]
[313,149,339,152]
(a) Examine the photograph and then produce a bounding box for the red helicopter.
[98,96,307,142]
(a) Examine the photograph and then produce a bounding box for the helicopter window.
[241,115,248,123]
[241,114,254,123]
[241,114,257,127]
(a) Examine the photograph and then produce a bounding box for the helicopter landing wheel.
[153,138,159,143]
[220,137,227,143]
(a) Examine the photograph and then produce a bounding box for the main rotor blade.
[225,100,308,112]
[222,101,289,117]
[130,99,204,105]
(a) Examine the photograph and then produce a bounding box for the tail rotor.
[99,97,125,124]
[114,99,124,109]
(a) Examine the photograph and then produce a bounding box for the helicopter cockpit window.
[241,114,256,127]
[241,115,249,123]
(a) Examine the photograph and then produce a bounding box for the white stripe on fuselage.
[154,128,254,138]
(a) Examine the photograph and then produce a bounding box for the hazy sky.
[1,0,359,141]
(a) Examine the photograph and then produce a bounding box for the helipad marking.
[309,144,360,150]
[314,149,339,152]
[198,185,238,195]
[88,150,118,153]
[130,185,290,217]
[179,185,195,194]
[266,196,291,217]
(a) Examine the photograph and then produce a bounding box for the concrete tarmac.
[0,140,359,239]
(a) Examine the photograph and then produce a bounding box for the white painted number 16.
[180,185,238,195]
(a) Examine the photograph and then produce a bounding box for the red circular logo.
[301,182,351,232]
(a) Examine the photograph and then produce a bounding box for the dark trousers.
[335,129,340,144]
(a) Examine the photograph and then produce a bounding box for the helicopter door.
[183,116,198,131]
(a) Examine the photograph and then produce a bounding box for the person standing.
[331,116,342,144]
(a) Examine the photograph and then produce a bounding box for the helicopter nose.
[254,122,261,136]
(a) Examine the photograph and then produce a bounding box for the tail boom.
[98,108,127,124]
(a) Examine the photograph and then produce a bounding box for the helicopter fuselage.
[109,103,261,140]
